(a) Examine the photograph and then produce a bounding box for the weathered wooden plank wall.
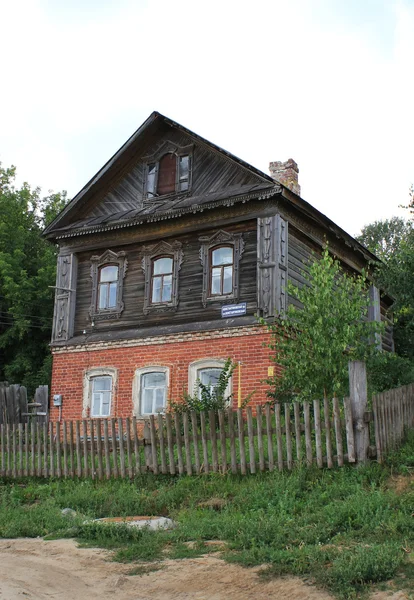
[372,383,414,461]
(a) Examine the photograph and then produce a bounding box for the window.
[199,230,244,307]
[91,376,112,417]
[90,250,127,321]
[210,246,234,296]
[152,257,173,303]
[188,359,232,399]
[133,366,170,418]
[83,367,117,418]
[98,265,118,309]
[141,241,183,314]
[143,141,193,199]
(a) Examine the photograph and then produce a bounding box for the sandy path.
[0,539,406,599]
[0,538,335,600]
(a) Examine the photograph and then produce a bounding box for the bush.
[367,352,414,395]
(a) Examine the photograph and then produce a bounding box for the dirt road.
[0,539,406,599]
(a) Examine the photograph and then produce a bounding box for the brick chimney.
[269,159,300,196]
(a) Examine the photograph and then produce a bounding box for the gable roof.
[43,111,275,239]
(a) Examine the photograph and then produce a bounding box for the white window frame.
[133,366,170,418]
[188,359,232,400]
[83,367,118,418]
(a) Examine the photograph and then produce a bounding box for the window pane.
[153,257,173,275]
[93,377,111,392]
[199,368,221,393]
[152,276,162,303]
[109,283,117,307]
[211,268,222,295]
[155,388,165,411]
[142,388,153,414]
[147,163,156,197]
[143,372,166,388]
[223,266,233,294]
[98,284,107,309]
[212,247,233,266]
[101,391,111,416]
[100,265,118,282]
[179,155,189,179]
[162,275,172,302]
[92,393,101,416]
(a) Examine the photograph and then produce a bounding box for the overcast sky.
[1,0,413,237]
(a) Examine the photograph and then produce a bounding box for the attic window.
[146,152,191,198]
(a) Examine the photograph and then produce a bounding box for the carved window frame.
[132,366,170,419]
[199,230,244,307]
[89,250,128,322]
[82,367,118,418]
[143,140,193,200]
[141,241,183,315]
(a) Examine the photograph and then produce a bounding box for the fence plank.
[165,413,176,475]
[12,424,17,478]
[323,397,333,469]
[90,420,95,480]
[110,419,118,478]
[332,397,343,466]
[157,414,167,475]
[30,421,35,476]
[265,403,274,471]
[149,416,159,475]
[228,408,237,474]
[0,425,4,476]
[49,422,55,478]
[237,408,247,475]
[372,396,382,464]
[303,402,312,466]
[256,405,265,472]
[209,411,219,473]
[75,421,82,478]
[56,421,62,478]
[96,419,104,480]
[343,397,356,463]
[246,407,256,474]
[118,419,126,478]
[183,412,192,476]
[18,423,23,477]
[103,419,111,478]
[293,402,301,462]
[24,422,29,477]
[285,404,293,470]
[63,422,68,478]
[218,410,227,474]
[275,403,284,471]
[174,413,184,475]
[313,400,323,468]
[69,421,74,478]
[82,420,88,478]
[191,412,201,475]
[132,417,141,476]
[200,411,209,474]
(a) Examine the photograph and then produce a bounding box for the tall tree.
[0,164,67,392]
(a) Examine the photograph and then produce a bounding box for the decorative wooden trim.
[257,214,288,318]
[141,240,183,315]
[89,249,128,322]
[52,252,78,342]
[199,230,244,307]
[143,140,193,200]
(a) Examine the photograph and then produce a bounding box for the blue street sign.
[221,302,247,318]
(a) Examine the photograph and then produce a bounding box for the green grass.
[1,432,414,599]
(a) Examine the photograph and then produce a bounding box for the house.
[43,112,393,421]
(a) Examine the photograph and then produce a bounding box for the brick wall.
[50,326,281,420]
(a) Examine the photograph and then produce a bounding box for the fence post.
[348,360,369,464]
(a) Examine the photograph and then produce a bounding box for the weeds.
[1,432,414,599]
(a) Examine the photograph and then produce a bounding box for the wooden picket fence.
[372,383,414,463]
[0,385,413,479]
[0,382,48,425]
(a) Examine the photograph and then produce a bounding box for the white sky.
[1,0,413,237]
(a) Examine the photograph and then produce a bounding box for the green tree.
[357,216,414,360]
[261,248,383,402]
[0,164,67,392]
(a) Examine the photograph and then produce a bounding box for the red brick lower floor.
[50,325,281,421]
